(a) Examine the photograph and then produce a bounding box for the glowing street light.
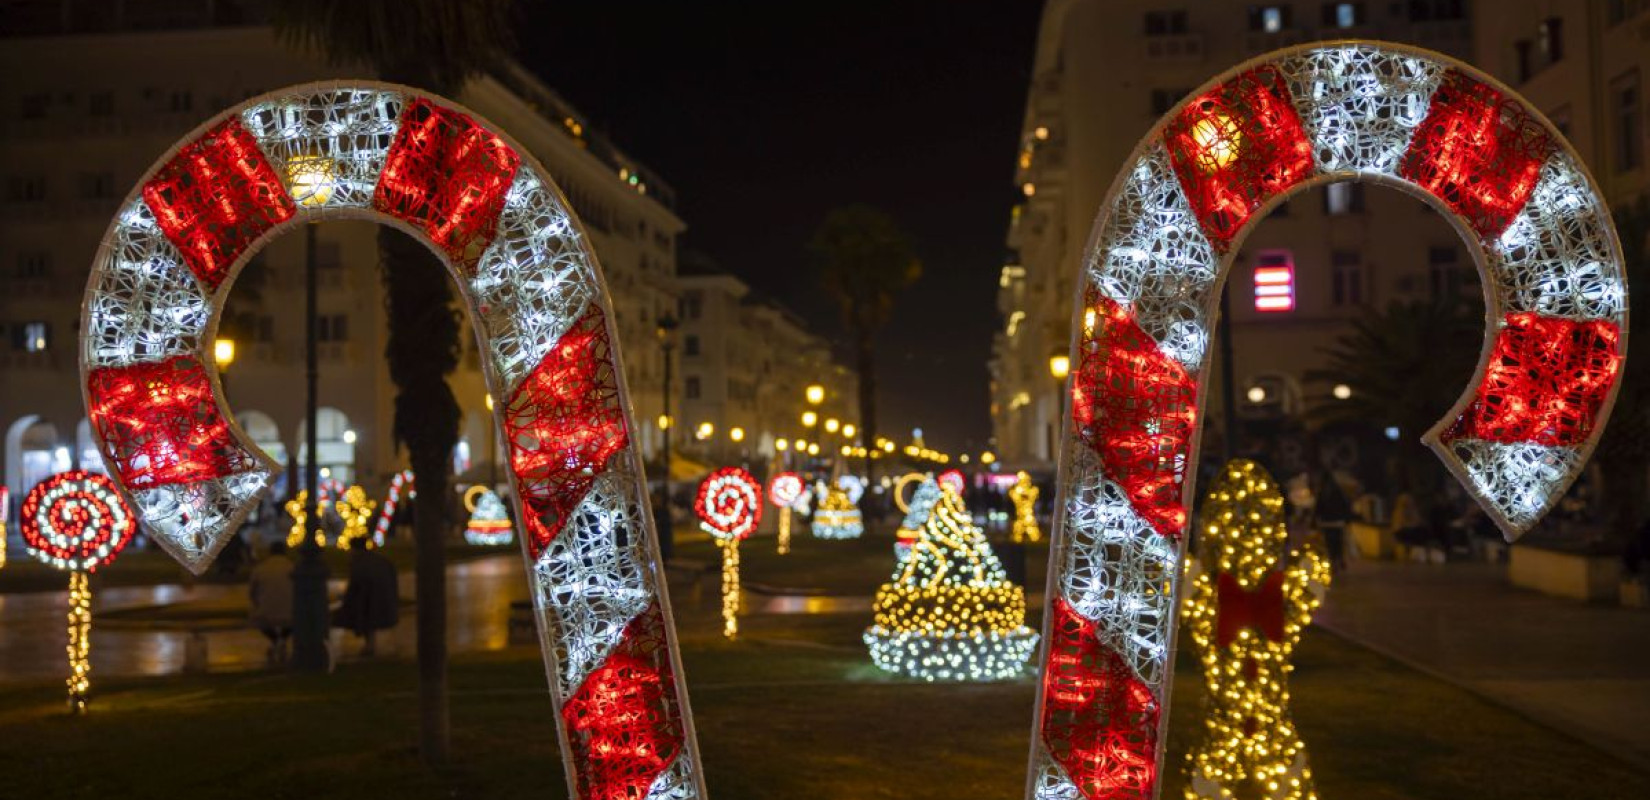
[842,423,857,439]
[1332,383,1352,400]
[730,427,746,442]
[696,422,714,440]
[802,411,819,428]
[213,338,236,370]
[824,418,840,434]
[805,384,825,405]
[1048,353,1071,381]
[775,438,789,451]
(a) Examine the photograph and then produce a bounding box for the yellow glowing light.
[807,443,820,456]
[981,451,996,465]
[213,338,236,369]
[67,570,91,713]
[334,485,377,549]
[1009,471,1042,543]
[775,438,789,452]
[840,445,852,456]
[658,414,671,430]
[824,418,840,434]
[777,506,792,554]
[485,393,495,411]
[286,155,338,207]
[730,426,746,442]
[842,423,857,439]
[802,411,819,427]
[1048,354,1071,380]
[1022,182,1036,197]
[1332,383,1352,400]
[884,441,897,453]
[696,422,714,440]
[718,537,741,638]
[1182,459,1329,798]
[1190,111,1243,171]
[805,384,826,405]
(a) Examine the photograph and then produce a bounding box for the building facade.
[674,271,859,468]
[991,0,1489,468]
[0,4,684,521]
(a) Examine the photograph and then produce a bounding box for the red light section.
[1071,292,1198,539]
[503,306,628,558]
[142,117,296,293]
[86,356,256,489]
[1399,69,1551,240]
[1041,597,1161,800]
[1442,313,1621,446]
[1253,251,1295,312]
[561,603,686,800]
[1163,65,1314,252]
[374,99,521,274]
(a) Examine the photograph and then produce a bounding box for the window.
[1250,5,1291,32]
[1332,250,1362,306]
[7,175,46,203]
[15,252,52,280]
[318,314,349,342]
[1539,17,1564,63]
[168,91,192,113]
[1408,0,1464,21]
[1143,9,1189,35]
[14,321,50,352]
[683,335,700,357]
[1323,182,1365,214]
[1428,246,1461,300]
[681,292,702,320]
[685,376,701,400]
[79,171,115,200]
[1253,250,1296,312]
[1150,88,1191,115]
[1514,40,1533,83]
[1323,2,1362,27]
[254,315,275,343]
[88,92,114,116]
[1613,70,1642,173]
[1608,0,1648,25]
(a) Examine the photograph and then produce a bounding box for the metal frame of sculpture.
[1031,42,1628,800]
[78,82,703,800]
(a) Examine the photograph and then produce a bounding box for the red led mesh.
[1163,65,1313,251]
[1214,571,1286,649]
[504,306,628,558]
[561,603,685,800]
[695,467,762,541]
[1443,313,1621,446]
[375,98,520,273]
[20,471,136,571]
[1042,598,1159,800]
[1399,70,1551,240]
[1071,294,1198,538]
[142,117,295,292]
[86,356,254,489]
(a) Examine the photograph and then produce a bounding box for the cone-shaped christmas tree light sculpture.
[864,477,1038,680]
[811,477,864,540]
[697,467,762,638]
[1009,471,1042,544]
[19,470,137,713]
[768,471,804,555]
[1182,459,1330,799]
[893,473,941,560]
[464,486,514,546]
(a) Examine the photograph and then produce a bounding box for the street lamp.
[1049,350,1071,462]
[806,384,825,405]
[801,410,818,428]
[656,314,679,561]
[730,427,745,443]
[213,337,236,370]
[824,418,840,434]
[842,423,856,440]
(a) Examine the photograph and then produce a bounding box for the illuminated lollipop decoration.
[464,485,515,546]
[696,467,762,638]
[19,470,137,713]
[1009,471,1042,544]
[0,486,8,568]
[937,469,966,497]
[768,471,804,555]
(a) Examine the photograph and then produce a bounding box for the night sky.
[520,2,1045,454]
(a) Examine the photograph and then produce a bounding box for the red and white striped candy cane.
[1031,42,1628,799]
[79,83,704,800]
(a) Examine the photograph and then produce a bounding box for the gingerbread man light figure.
[1008,470,1042,543]
[1182,459,1330,800]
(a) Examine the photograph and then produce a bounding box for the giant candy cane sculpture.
[79,83,704,799]
[1030,43,1628,799]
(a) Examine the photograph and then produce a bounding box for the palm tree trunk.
[378,226,461,764]
[856,331,877,492]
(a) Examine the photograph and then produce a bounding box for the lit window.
[685,376,701,400]
[18,321,50,352]
[1323,182,1365,215]
[1613,70,1642,173]
[1253,250,1295,312]
[1330,2,1361,28]
[1252,5,1289,32]
[1331,250,1362,306]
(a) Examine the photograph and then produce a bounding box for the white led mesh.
[84,199,210,369]
[1277,44,1444,176]
[1490,152,1626,321]
[240,87,406,210]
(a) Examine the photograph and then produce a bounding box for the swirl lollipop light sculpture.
[696,467,762,638]
[768,471,804,555]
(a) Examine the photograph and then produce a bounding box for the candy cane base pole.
[778,507,792,555]
[67,571,91,714]
[718,538,741,639]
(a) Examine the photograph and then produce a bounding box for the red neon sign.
[1253,250,1295,312]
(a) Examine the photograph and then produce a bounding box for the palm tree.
[810,206,922,489]
[1593,198,1650,545]
[1307,297,1479,506]
[273,0,517,764]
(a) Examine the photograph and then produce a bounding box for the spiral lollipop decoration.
[768,471,804,555]
[19,470,138,714]
[696,467,762,638]
[0,486,10,569]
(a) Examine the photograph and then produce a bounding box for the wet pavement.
[1316,559,1650,771]
[0,555,533,682]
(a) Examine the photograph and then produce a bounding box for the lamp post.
[290,221,330,672]
[656,314,678,561]
[1049,350,1071,462]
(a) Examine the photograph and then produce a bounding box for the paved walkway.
[1315,559,1650,771]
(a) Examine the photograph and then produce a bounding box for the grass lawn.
[0,598,1643,799]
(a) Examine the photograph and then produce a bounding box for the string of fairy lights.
[696,467,763,639]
